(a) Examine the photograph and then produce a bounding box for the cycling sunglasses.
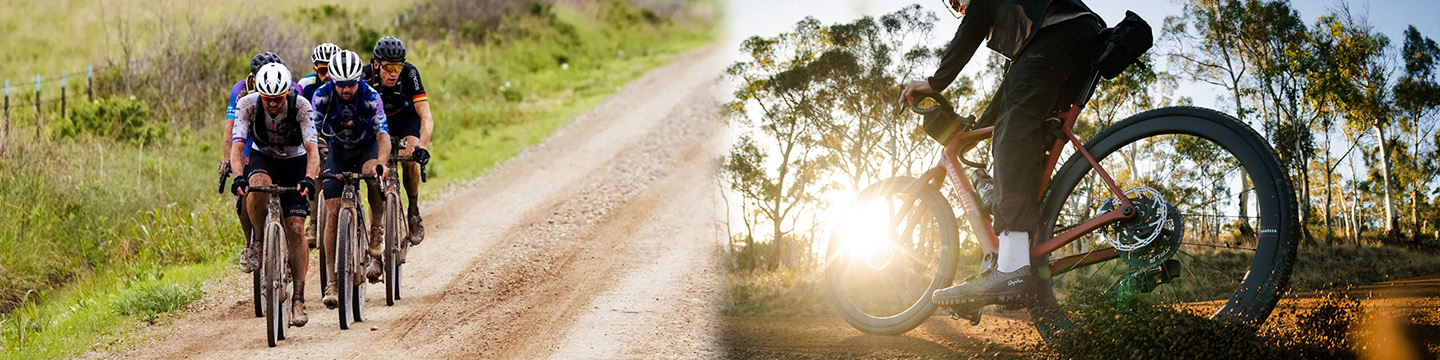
[333,79,360,87]
[379,63,404,73]
[313,64,330,75]
[261,90,290,102]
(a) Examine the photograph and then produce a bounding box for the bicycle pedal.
[943,305,983,325]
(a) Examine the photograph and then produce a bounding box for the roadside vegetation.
[0,0,713,358]
[719,3,1440,357]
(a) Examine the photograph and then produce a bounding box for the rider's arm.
[222,81,245,170]
[297,97,321,179]
[928,0,999,92]
[408,65,433,149]
[230,94,258,176]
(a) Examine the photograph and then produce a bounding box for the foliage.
[51,97,165,146]
[721,5,946,271]
[0,1,712,358]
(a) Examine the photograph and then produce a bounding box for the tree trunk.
[1374,126,1397,240]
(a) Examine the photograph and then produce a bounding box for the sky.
[722,0,1440,111]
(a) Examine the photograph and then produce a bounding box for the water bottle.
[970,169,996,214]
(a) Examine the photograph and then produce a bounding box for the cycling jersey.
[232,93,318,159]
[362,62,427,139]
[311,81,389,153]
[298,73,326,100]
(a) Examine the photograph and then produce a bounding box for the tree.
[1165,0,1260,242]
[1391,26,1440,239]
[723,18,835,269]
[1317,8,1400,238]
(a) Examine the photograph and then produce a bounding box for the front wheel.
[1033,106,1298,344]
[384,193,403,306]
[263,222,286,347]
[826,177,961,335]
[336,208,355,330]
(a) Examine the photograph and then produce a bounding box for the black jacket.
[927,0,1097,91]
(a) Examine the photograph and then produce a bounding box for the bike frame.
[894,104,1134,277]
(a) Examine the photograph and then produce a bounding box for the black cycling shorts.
[388,114,421,142]
[323,141,380,200]
[243,151,311,218]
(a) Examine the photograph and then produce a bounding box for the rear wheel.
[826,177,961,335]
[1033,106,1298,344]
[353,213,368,322]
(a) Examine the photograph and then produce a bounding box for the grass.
[0,0,715,358]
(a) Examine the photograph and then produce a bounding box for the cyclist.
[312,50,392,308]
[224,52,303,271]
[298,43,342,249]
[363,36,432,247]
[299,43,342,100]
[897,0,1100,308]
[229,63,319,327]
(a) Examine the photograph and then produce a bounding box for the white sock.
[996,231,1030,273]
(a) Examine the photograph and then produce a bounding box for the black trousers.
[979,17,1101,236]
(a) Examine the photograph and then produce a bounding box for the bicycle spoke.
[1178,250,1242,283]
[1174,164,1242,206]
[1180,242,1256,251]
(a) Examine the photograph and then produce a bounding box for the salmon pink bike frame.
[894,97,1133,278]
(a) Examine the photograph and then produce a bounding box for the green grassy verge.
[0,1,714,358]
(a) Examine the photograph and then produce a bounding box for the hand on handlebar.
[232,175,249,197]
[898,79,935,107]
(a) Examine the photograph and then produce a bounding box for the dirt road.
[719,274,1440,359]
[99,43,732,359]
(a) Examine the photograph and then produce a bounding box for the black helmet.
[250,52,285,76]
[373,36,407,63]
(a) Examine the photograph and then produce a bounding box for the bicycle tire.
[1032,106,1298,344]
[317,189,328,294]
[826,176,961,335]
[353,211,368,323]
[337,208,355,330]
[384,193,400,306]
[264,222,284,347]
[252,271,263,318]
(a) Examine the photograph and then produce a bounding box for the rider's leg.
[321,152,346,309]
[934,17,1100,306]
[236,197,254,269]
[284,215,309,326]
[362,158,386,258]
[362,158,386,281]
[321,197,342,309]
[244,172,273,273]
[400,135,424,245]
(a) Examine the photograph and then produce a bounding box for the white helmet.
[330,50,365,82]
[311,43,342,64]
[254,63,293,96]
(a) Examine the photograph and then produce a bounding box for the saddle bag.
[1092,10,1153,80]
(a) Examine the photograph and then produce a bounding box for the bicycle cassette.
[1097,187,1185,268]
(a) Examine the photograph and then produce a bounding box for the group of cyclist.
[220,36,433,327]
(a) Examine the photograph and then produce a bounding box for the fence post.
[88,65,94,102]
[60,71,66,120]
[2,80,9,156]
[34,74,41,140]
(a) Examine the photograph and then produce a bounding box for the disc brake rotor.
[1097,187,1185,268]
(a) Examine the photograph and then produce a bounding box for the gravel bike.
[825,80,1298,344]
[219,167,267,320]
[320,167,381,330]
[378,150,427,306]
[245,185,304,348]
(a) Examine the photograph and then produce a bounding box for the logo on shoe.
[1007,278,1025,286]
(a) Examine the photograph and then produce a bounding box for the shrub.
[52,97,166,145]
